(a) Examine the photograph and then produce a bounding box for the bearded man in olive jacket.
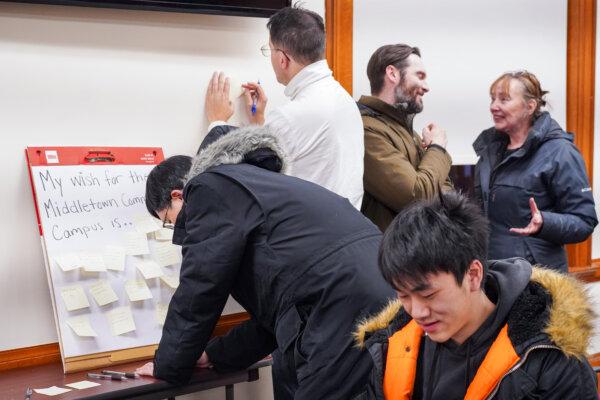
[358,44,453,231]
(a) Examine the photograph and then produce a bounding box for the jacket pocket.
[275,305,310,380]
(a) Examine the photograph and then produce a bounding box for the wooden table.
[0,360,269,400]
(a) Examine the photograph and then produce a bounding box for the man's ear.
[466,260,485,292]
[170,189,183,200]
[385,65,401,86]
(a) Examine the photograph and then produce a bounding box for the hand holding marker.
[251,80,260,115]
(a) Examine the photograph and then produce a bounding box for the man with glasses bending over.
[205,6,365,209]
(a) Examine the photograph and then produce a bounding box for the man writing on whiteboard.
[136,125,394,399]
[204,5,365,209]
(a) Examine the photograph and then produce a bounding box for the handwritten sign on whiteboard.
[26,147,243,362]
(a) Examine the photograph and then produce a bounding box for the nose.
[410,298,430,320]
[490,99,500,112]
[421,80,430,93]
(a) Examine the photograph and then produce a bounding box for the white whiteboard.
[28,151,239,359]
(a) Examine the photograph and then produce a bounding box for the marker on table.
[87,372,128,381]
[251,79,260,115]
[101,370,140,379]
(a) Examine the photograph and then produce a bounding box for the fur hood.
[186,125,288,183]
[354,266,595,358]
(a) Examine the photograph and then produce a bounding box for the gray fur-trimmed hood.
[186,125,288,183]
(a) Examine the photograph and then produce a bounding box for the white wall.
[0,1,323,397]
[353,0,567,165]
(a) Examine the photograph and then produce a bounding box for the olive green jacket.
[358,96,453,231]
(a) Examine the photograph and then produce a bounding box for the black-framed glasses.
[260,44,290,60]
[162,204,175,230]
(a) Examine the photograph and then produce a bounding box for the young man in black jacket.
[355,192,597,399]
[136,125,395,400]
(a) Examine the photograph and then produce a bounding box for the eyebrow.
[410,282,432,292]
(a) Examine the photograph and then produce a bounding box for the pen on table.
[87,372,128,381]
[251,79,260,115]
[24,387,32,400]
[101,370,139,379]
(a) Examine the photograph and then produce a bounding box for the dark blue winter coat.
[473,112,597,271]
[152,125,395,399]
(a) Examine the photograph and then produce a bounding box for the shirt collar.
[284,59,332,99]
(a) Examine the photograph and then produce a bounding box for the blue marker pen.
[251,80,260,115]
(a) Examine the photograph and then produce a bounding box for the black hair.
[367,44,421,95]
[379,191,489,291]
[145,155,192,218]
[267,5,325,65]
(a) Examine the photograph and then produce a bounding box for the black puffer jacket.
[153,125,395,399]
[355,259,597,400]
[473,112,597,271]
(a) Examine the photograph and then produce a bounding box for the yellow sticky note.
[66,315,98,337]
[133,214,161,234]
[105,306,136,336]
[65,380,101,390]
[160,274,179,289]
[103,245,126,271]
[136,260,163,279]
[34,386,72,396]
[54,253,81,272]
[124,279,153,302]
[154,228,174,241]
[156,302,169,326]
[153,241,182,267]
[124,232,150,255]
[89,280,119,306]
[60,285,90,311]
[80,253,106,272]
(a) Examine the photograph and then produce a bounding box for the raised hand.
[510,197,543,236]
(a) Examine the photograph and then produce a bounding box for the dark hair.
[267,5,325,65]
[145,155,192,218]
[379,191,489,291]
[366,44,421,95]
[490,70,548,118]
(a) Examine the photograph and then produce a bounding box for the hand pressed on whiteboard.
[205,71,234,124]
[136,361,154,377]
[510,197,544,236]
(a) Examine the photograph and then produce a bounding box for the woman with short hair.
[473,70,597,271]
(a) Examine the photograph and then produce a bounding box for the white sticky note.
[89,280,119,306]
[124,279,153,302]
[65,380,101,390]
[106,306,136,336]
[60,285,90,311]
[136,260,164,279]
[80,253,106,272]
[34,386,72,396]
[54,253,81,272]
[134,214,161,234]
[160,274,180,289]
[153,241,182,267]
[103,245,126,271]
[124,232,150,255]
[154,228,174,241]
[66,315,98,337]
[156,302,169,326]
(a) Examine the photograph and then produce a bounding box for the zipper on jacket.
[485,344,560,399]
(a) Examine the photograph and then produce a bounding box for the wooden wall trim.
[0,312,249,372]
[325,0,353,95]
[566,0,597,272]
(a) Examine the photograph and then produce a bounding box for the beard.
[393,82,424,114]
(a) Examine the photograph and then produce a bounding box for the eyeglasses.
[260,44,290,60]
[162,203,175,230]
